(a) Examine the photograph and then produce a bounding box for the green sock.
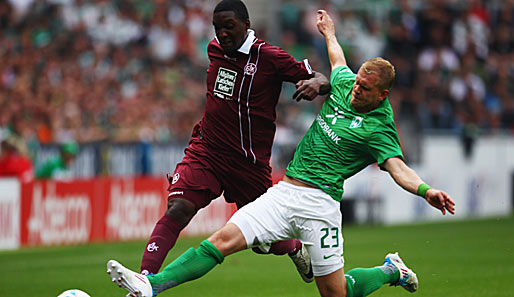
[147,240,224,295]
[344,265,399,297]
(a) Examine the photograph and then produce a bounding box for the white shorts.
[228,181,344,276]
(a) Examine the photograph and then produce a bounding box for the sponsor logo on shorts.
[147,242,159,252]
[323,254,337,260]
[172,173,180,184]
[214,67,237,96]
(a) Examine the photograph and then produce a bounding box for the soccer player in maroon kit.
[140,0,330,282]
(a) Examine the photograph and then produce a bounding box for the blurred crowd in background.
[0,0,513,179]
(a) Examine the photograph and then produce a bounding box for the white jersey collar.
[237,29,256,54]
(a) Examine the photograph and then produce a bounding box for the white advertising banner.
[343,135,513,224]
[0,178,20,250]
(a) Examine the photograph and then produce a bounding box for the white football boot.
[107,260,154,297]
[383,252,419,292]
[289,244,314,283]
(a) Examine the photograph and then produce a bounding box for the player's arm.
[316,10,347,71]
[292,71,331,102]
[382,157,456,215]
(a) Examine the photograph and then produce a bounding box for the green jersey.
[286,66,403,201]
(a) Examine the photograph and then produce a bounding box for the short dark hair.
[214,0,249,21]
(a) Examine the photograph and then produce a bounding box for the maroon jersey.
[193,30,313,166]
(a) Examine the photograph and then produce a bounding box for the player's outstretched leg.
[107,260,154,297]
[288,244,314,283]
[108,240,225,296]
[343,252,418,297]
[384,252,419,292]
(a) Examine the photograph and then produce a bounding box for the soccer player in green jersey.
[106,10,455,297]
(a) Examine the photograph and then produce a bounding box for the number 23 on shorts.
[320,227,339,248]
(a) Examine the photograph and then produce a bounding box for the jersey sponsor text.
[316,115,341,144]
[214,67,237,96]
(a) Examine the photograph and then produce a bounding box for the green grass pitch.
[1,216,513,297]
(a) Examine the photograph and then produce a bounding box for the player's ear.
[245,19,250,30]
[379,89,389,101]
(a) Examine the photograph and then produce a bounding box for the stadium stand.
[0,0,512,175]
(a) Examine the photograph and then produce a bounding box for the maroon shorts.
[167,141,272,210]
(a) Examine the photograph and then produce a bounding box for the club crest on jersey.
[244,63,257,75]
[350,116,363,128]
[147,242,159,252]
[214,67,237,96]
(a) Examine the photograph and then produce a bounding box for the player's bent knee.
[165,198,197,226]
[207,223,247,256]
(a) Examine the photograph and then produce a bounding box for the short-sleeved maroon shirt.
[194,30,313,166]
[170,30,313,208]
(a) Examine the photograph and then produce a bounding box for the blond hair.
[360,57,395,90]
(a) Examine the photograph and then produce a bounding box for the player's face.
[350,69,388,113]
[213,11,249,55]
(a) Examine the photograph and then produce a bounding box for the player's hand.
[316,10,335,37]
[293,79,318,101]
[425,189,456,215]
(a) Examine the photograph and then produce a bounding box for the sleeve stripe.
[303,59,313,75]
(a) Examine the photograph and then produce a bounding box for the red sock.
[269,239,302,256]
[140,214,183,274]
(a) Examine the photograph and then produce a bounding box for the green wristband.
[417,183,431,198]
